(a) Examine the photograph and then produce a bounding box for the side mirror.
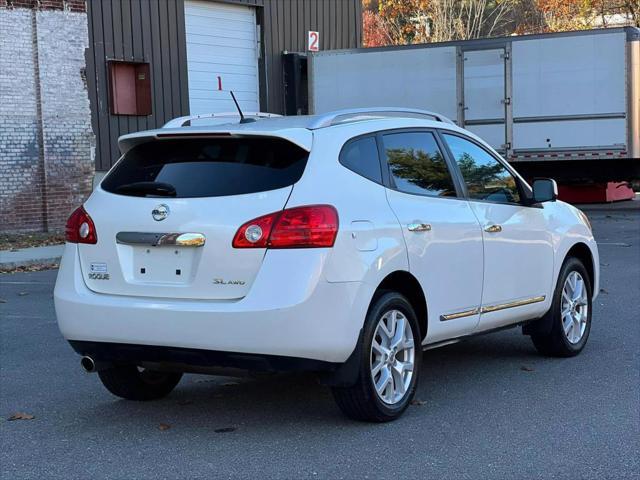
[532,178,558,203]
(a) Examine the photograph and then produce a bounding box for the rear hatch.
[79,133,310,300]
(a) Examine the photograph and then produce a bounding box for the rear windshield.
[101,137,309,198]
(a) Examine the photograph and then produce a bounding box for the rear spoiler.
[118,127,313,154]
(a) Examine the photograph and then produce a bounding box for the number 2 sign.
[308,31,319,52]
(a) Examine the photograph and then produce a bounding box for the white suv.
[55,108,598,422]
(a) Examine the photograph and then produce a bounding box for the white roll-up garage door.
[184,0,260,115]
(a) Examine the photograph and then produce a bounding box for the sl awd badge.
[213,278,246,285]
[152,204,170,221]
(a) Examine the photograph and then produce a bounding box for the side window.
[382,131,457,197]
[339,136,382,184]
[443,134,521,204]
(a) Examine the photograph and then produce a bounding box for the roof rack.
[163,112,281,128]
[309,108,455,129]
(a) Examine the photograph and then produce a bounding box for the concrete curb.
[576,194,639,212]
[579,199,640,213]
[0,244,64,270]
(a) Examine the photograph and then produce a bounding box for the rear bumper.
[68,340,338,373]
[54,244,368,363]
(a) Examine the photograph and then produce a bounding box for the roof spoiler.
[118,127,313,154]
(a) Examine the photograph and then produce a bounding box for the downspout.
[31,7,49,232]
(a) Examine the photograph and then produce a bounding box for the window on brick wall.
[108,61,152,116]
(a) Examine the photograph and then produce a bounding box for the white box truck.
[308,27,640,183]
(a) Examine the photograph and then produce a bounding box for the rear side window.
[382,131,457,197]
[339,136,382,183]
[101,137,309,198]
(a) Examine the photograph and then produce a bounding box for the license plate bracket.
[130,246,196,284]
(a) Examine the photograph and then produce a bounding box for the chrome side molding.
[440,296,546,321]
[481,296,546,314]
[440,308,480,321]
[116,232,206,247]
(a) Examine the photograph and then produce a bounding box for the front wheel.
[332,292,422,422]
[98,365,182,401]
[530,257,592,357]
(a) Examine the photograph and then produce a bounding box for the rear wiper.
[116,181,177,197]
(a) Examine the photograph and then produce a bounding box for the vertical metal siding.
[260,0,362,112]
[88,0,360,169]
[87,0,190,170]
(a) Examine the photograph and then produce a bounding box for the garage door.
[184,0,260,115]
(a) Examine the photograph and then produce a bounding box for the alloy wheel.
[370,309,415,404]
[561,271,589,344]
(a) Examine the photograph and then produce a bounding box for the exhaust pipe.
[80,356,96,373]
[80,356,113,373]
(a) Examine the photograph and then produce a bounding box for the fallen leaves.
[158,423,171,431]
[0,263,59,274]
[520,366,535,372]
[7,412,35,421]
[411,399,427,406]
[0,233,65,251]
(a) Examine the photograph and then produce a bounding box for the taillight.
[232,205,338,249]
[65,206,97,244]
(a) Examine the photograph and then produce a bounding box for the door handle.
[407,223,432,232]
[484,224,502,233]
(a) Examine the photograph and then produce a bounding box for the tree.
[363,0,519,46]
[535,0,597,31]
[530,0,638,31]
[363,10,393,47]
[378,0,431,44]
[590,0,639,27]
[426,0,519,42]
[361,0,639,47]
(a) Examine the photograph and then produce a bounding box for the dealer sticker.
[90,262,108,273]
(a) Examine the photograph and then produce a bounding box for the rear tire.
[98,366,182,401]
[530,257,592,357]
[332,292,422,422]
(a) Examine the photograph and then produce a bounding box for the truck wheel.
[332,292,422,422]
[531,257,592,357]
[98,366,182,401]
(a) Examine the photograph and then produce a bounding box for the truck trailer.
[303,27,640,197]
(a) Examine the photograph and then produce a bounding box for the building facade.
[0,0,94,233]
[0,0,361,233]
[88,0,362,172]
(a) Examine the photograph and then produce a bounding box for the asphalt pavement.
[1,207,638,480]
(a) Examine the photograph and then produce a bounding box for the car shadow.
[73,329,544,433]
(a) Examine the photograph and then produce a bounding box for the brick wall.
[0,1,85,13]
[0,0,93,233]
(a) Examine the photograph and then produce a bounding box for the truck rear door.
[462,48,509,154]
